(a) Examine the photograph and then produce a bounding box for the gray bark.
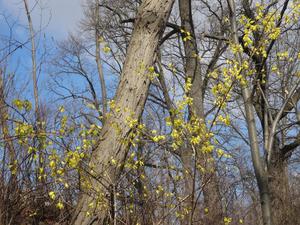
[95,1,108,117]
[71,0,174,224]
[227,1,272,225]
[268,141,295,225]
[179,0,223,224]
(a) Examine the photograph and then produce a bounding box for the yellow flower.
[59,106,65,112]
[148,66,155,73]
[103,45,111,53]
[98,36,104,43]
[49,191,56,200]
[56,201,64,210]
[224,217,232,225]
[277,51,289,59]
[57,169,63,175]
[49,160,55,168]
[153,135,166,142]
[111,158,117,165]
[191,136,201,145]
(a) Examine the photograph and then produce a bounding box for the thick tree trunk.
[268,145,294,225]
[71,0,174,224]
[179,0,223,224]
[202,168,223,225]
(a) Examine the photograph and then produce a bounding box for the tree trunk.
[179,0,223,224]
[268,145,294,225]
[226,1,272,225]
[95,0,108,117]
[202,167,223,225]
[71,0,174,224]
[0,70,19,225]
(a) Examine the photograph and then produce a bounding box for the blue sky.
[0,0,116,113]
[0,0,85,73]
[0,0,84,40]
[0,0,87,102]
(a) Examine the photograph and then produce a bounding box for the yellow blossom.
[49,191,56,200]
[56,201,64,210]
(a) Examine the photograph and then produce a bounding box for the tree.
[71,0,175,224]
[226,0,300,224]
[178,0,224,223]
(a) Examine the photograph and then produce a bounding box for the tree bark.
[227,1,272,225]
[95,0,108,117]
[71,0,174,224]
[268,143,295,225]
[179,0,223,224]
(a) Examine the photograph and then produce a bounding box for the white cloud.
[0,0,85,39]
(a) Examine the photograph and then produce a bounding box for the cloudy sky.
[0,0,85,39]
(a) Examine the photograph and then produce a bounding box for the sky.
[0,0,116,108]
[0,0,88,104]
[0,0,85,39]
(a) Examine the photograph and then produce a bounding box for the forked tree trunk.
[227,1,272,225]
[179,0,223,224]
[71,0,174,224]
